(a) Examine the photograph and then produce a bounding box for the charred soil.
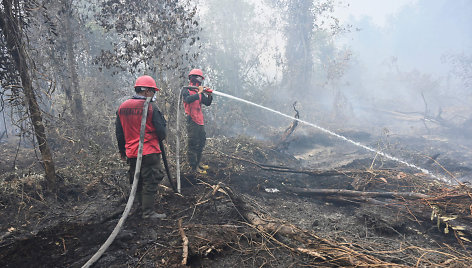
[0,133,471,267]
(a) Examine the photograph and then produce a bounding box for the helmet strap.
[190,75,203,86]
[135,87,155,95]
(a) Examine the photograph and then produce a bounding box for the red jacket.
[116,97,167,158]
[182,83,212,125]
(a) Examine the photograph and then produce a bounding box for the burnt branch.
[276,101,299,150]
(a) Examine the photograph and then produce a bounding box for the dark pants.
[128,153,165,212]
[186,116,206,170]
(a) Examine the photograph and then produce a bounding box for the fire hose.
[187,86,213,94]
[82,97,152,268]
[159,139,178,193]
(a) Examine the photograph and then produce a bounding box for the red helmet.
[188,69,204,80]
[134,75,159,91]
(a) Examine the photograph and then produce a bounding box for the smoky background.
[0,0,470,181]
[190,0,472,178]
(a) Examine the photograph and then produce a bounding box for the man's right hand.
[198,86,204,94]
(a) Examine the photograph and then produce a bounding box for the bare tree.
[284,0,316,95]
[61,0,85,121]
[0,0,57,191]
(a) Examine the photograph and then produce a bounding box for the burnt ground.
[0,130,471,267]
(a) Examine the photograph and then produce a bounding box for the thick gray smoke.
[198,0,471,137]
[193,0,472,182]
[336,0,472,135]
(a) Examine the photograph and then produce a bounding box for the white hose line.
[82,97,152,268]
[211,90,449,183]
[175,90,182,193]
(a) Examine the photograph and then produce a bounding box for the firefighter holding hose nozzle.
[116,75,167,219]
[182,69,213,175]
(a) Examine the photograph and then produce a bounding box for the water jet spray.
[209,90,450,183]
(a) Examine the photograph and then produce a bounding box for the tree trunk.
[285,0,314,97]
[62,0,85,121]
[0,0,57,191]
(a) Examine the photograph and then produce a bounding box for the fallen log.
[286,187,430,199]
[243,208,404,267]
[196,182,472,266]
[289,187,472,244]
[213,183,406,267]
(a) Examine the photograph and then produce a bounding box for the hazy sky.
[335,0,417,27]
[327,0,472,133]
[335,0,472,75]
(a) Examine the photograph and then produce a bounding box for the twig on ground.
[178,218,189,265]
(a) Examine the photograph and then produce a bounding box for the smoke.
[336,0,472,134]
[193,0,472,155]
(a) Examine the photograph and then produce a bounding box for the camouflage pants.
[186,116,206,170]
[128,153,165,212]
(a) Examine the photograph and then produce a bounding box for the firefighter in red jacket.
[116,75,167,219]
[182,69,213,174]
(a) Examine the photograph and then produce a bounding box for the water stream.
[211,90,449,182]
